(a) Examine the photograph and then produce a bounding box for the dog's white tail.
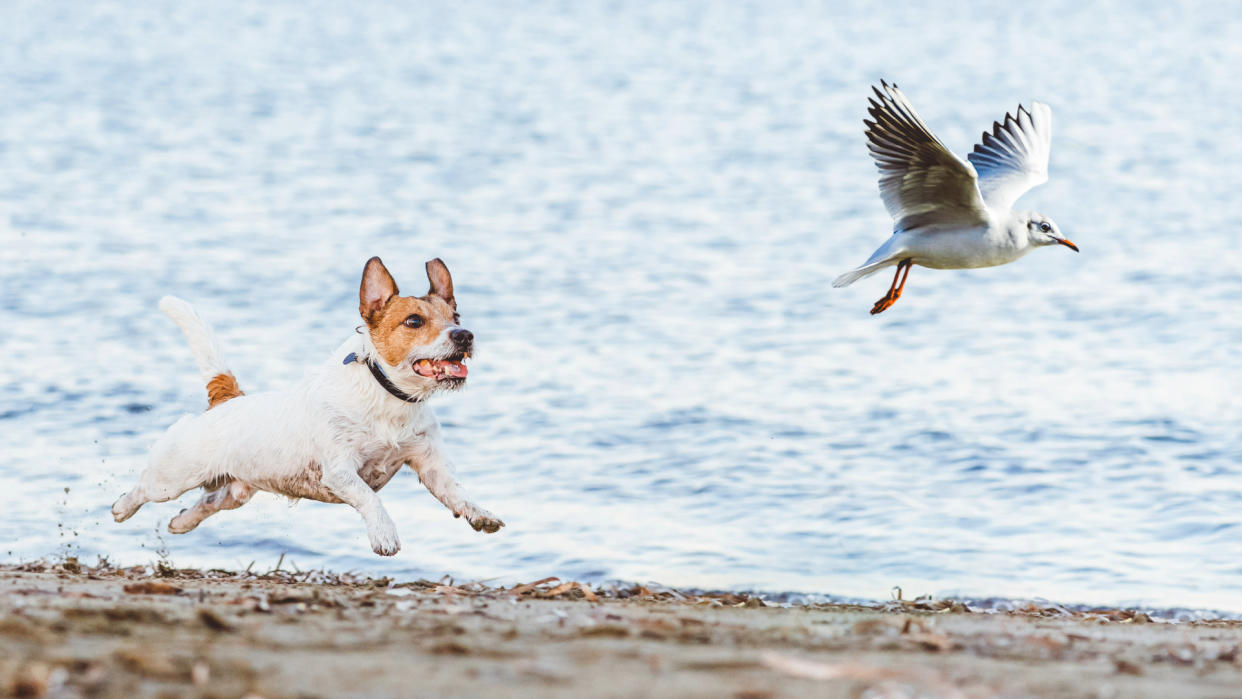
[159,296,244,408]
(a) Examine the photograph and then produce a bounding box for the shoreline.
[21,552,1242,622]
[4,560,1242,697]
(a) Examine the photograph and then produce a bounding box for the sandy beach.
[3,560,1241,698]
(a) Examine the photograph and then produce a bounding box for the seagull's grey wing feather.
[967,102,1052,211]
[865,81,989,231]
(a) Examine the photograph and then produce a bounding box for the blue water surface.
[2,0,1241,612]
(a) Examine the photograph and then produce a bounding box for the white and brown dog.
[112,256,503,556]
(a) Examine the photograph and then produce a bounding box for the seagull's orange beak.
[1055,237,1079,252]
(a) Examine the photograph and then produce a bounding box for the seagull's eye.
[403,315,424,329]
[1039,222,1051,233]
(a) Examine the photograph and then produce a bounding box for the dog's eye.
[403,315,424,329]
[452,313,461,325]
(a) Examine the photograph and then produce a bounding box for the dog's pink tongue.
[413,359,468,378]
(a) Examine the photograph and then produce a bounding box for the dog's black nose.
[450,328,473,348]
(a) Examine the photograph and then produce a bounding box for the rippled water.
[3,1,1241,612]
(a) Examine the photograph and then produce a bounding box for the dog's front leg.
[409,440,504,534]
[321,460,401,556]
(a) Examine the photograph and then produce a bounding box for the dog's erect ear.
[425,258,455,310]
[360,256,399,325]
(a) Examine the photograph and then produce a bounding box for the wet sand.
[3,560,1242,698]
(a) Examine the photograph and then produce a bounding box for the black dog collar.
[343,352,422,404]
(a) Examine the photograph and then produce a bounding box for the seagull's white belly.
[904,227,1029,270]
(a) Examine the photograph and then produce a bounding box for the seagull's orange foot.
[870,294,898,315]
[869,259,912,315]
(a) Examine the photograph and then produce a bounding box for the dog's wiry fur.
[112,256,503,556]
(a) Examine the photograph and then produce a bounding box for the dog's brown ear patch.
[425,258,455,310]
[360,257,399,325]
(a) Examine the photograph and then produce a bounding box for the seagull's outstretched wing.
[865,81,988,232]
[967,102,1052,211]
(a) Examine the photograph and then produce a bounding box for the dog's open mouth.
[412,355,468,381]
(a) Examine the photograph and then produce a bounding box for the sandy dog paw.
[456,504,504,533]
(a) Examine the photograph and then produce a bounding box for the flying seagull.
[834,80,1077,314]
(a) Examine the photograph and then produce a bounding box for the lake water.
[3,0,1241,614]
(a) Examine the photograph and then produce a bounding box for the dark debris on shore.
[9,556,1229,624]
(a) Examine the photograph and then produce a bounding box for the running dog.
[112,256,503,555]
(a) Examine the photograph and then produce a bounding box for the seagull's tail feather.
[159,296,245,408]
[832,260,894,288]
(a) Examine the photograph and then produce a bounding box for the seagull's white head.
[1024,213,1078,252]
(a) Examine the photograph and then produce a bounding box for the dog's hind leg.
[112,433,219,522]
[111,469,218,523]
[168,480,255,534]
[111,468,206,523]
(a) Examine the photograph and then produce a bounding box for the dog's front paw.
[458,504,504,534]
[368,519,402,556]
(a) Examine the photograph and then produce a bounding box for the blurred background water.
[2,0,1241,613]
